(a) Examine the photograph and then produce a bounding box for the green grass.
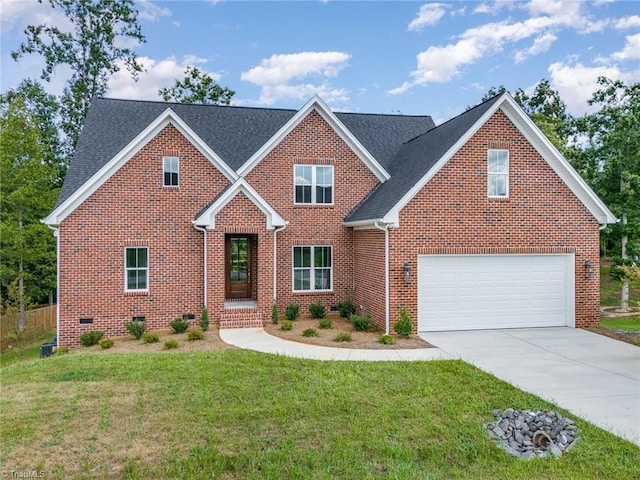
[600,258,640,307]
[600,316,640,332]
[1,351,638,479]
[0,330,55,368]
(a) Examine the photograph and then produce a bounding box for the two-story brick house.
[44,93,616,346]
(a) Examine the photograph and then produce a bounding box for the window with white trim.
[294,165,333,204]
[487,149,509,197]
[293,246,332,291]
[163,156,179,187]
[125,247,148,291]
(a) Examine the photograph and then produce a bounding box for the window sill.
[292,290,333,295]
[293,204,334,208]
[125,290,149,296]
[487,196,509,201]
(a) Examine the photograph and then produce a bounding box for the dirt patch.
[585,326,640,346]
[264,314,433,349]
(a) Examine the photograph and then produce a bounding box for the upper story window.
[125,247,148,292]
[487,149,509,197]
[294,165,333,204]
[163,156,179,187]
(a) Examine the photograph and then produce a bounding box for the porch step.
[219,308,263,329]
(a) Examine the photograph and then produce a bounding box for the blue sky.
[1,0,639,122]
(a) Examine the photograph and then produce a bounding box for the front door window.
[226,235,253,299]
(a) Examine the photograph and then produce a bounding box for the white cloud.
[241,51,351,105]
[0,0,70,34]
[136,0,171,22]
[408,3,448,32]
[107,55,218,101]
[514,32,557,63]
[615,15,640,30]
[611,33,640,61]
[548,60,640,114]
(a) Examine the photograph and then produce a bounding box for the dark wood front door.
[225,235,252,299]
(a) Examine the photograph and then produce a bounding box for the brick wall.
[388,110,600,330]
[58,125,230,345]
[352,229,387,329]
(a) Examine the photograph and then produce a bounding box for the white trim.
[162,155,180,187]
[373,221,390,335]
[487,148,509,198]
[193,178,285,230]
[293,164,334,205]
[379,93,617,227]
[193,225,207,308]
[292,245,333,293]
[124,246,149,293]
[44,108,238,225]
[236,95,390,182]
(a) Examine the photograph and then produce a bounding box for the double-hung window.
[487,149,509,197]
[125,247,148,292]
[293,246,332,291]
[163,156,179,187]
[294,165,333,204]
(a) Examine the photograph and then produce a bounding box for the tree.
[11,0,145,158]
[159,66,235,105]
[0,97,59,325]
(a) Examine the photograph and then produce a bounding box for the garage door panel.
[418,255,574,331]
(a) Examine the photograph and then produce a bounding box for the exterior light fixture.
[403,262,411,284]
[584,259,595,279]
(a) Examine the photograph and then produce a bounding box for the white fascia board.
[499,97,617,224]
[343,219,384,230]
[236,95,390,182]
[193,178,285,230]
[379,95,505,229]
[43,108,238,225]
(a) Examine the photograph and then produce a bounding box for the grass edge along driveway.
[1,350,638,479]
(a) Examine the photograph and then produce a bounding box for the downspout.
[193,224,208,309]
[273,222,289,301]
[46,225,60,348]
[374,221,390,335]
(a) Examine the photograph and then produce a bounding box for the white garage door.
[417,255,574,332]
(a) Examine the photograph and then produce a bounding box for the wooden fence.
[0,305,56,347]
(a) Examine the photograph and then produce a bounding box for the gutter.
[45,224,60,348]
[373,221,390,335]
[193,224,208,308]
[273,222,289,301]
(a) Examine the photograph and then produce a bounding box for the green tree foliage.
[0,97,59,318]
[11,0,145,157]
[159,66,235,105]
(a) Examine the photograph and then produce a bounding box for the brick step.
[219,308,263,329]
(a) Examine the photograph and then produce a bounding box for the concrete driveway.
[421,327,640,446]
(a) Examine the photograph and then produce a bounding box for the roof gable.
[236,95,391,182]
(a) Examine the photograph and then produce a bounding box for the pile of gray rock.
[485,408,578,459]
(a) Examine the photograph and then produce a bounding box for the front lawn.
[600,257,640,307]
[1,351,637,479]
[600,316,640,332]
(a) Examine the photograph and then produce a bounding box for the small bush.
[187,329,205,341]
[338,296,357,318]
[378,334,395,345]
[125,321,146,339]
[318,318,333,329]
[142,333,159,344]
[54,346,69,356]
[99,339,114,349]
[280,320,293,331]
[285,303,300,321]
[163,339,178,350]
[199,307,210,331]
[271,303,279,324]
[333,332,352,342]
[350,314,372,332]
[302,328,319,337]
[79,330,104,347]
[309,303,326,319]
[170,317,189,334]
[394,307,413,338]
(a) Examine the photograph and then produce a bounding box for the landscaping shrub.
[280,320,293,331]
[54,346,69,356]
[285,303,300,321]
[79,330,103,347]
[394,307,413,338]
[187,329,205,341]
[309,303,326,319]
[199,307,210,331]
[350,314,372,332]
[318,318,333,329]
[142,333,159,344]
[99,339,114,349]
[378,334,395,345]
[170,317,189,334]
[333,332,352,342]
[125,321,146,339]
[338,294,357,318]
[163,339,178,350]
[302,328,319,338]
[271,303,279,324]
